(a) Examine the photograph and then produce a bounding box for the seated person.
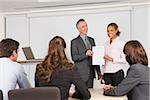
[103,40,150,100]
[35,36,91,100]
[0,38,31,100]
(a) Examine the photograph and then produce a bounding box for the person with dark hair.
[0,38,31,100]
[35,36,91,100]
[103,22,126,86]
[103,40,150,100]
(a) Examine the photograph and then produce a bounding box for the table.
[69,88,127,100]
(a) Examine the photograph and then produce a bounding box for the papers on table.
[92,46,104,65]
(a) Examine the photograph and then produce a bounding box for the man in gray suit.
[71,19,101,89]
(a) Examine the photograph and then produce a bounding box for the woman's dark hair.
[36,36,73,82]
[107,22,120,36]
[0,38,19,57]
[123,40,148,66]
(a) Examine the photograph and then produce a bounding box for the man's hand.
[86,49,93,56]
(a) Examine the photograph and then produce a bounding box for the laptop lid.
[22,47,35,60]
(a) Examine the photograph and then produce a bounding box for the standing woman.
[104,40,150,100]
[103,23,126,86]
[35,36,90,100]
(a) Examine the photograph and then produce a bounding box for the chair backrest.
[8,87,61,100]
[0,90,3,100]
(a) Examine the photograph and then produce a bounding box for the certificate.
[92,46,104,65]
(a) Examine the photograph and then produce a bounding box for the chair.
[8,87,60,100]
[0,90,3,100]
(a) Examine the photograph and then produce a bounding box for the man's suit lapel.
[87,36,94,46]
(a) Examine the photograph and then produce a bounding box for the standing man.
[71,19,101,89]
[0,38,31,100]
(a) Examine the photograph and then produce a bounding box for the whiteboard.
[29,10,131,61]
[6,15,29,60]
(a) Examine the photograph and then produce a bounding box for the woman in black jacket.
[35,36,91,100]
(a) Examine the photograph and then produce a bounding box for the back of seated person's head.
[0,38,19,58]
[123,40,148,66]
[36,36,74,82]
[48,36,66,50]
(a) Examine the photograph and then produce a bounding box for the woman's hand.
[103,84,113,91]
[104,55,113,62]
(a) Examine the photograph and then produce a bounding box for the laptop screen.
[22,47,35,60]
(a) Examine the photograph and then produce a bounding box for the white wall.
[5,7,131,61]
[4,4,150,62]
[131,4,149,65]
[0,13,5,40]
[2,4,150,61]
[131,5,148,52]
[4,3,150,56]
[148,5,150,65]
[28,10,131,60]
[6,14,30,60]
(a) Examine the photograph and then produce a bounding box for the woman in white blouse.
[103,23,126,86]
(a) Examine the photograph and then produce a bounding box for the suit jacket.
[104,64,150,100]
[35,66,91,100]
[71,35,100,82]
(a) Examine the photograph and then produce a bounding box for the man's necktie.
[84,37,91,49]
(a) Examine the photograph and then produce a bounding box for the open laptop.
[22,47,43,61]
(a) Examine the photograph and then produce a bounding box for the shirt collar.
[80,34,87,40]
[110,36,119,43]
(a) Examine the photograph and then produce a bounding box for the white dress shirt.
[104,37,126,73]
[0,58,31,100]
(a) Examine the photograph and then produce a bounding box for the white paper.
[92,46,104,65]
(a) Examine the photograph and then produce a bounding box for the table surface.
[69,88,127,100]
[17,59,43,63]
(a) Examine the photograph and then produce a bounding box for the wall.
[28,9,131,60]
[148,4,150,65]
[5,6,131,61]
[5,14,30,60]
[131,5,148,53]
[0,13,5,40]
[3,3,150,59]
[5,3,150,68]
[131,4,149,65]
